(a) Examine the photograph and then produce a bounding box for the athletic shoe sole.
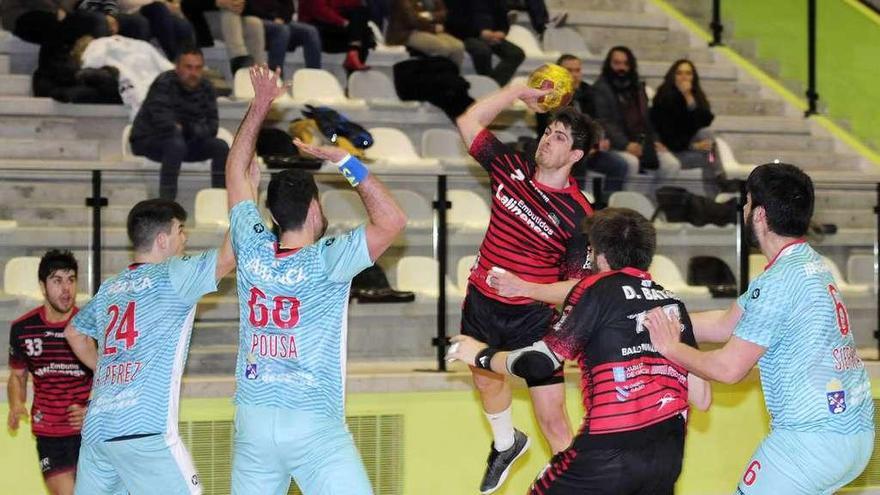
[479,436,531,495]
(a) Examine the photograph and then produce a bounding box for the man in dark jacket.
[445,0,524,85]
[593,46,678,178]
[130,47,228,200]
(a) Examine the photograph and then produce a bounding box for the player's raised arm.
[63,323,98,371]
[293,140,406,261]
[226,65,286,209]
[456,83,551,149]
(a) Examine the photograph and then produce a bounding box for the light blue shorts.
[74,433,201,495]
[735,428,874,495]
[232,405,373,495]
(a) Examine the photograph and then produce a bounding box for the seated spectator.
[181,0,266,73]
[298,0,375,72]
[593,46,678,179]
[129,48,228,199]
[245,0,321,73]
[445,0,524,86]
[536,53,629,196]
[651,59,724,195]
[117,1,195,59]
[78,0,154,42]
[508,0,566,39]
[33,36,123,104]
[386,0,464,66]
[1,0,111,46]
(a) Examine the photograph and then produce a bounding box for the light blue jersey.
[735,241,873,434]
[230,201,372,421]
[71,251,218,444]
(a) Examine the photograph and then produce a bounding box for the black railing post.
[591,177,604,208]
[874,183,880,357]
[85,170,108,295]
[736,179,749,294]
[710,0,724,46]
[431,175,451,371]
[805,0,819,116]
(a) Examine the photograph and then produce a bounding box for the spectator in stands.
[130,47,227,199]
[181,0,266,74]
[1,1,111,46]
[386,0,464,66]
[536,53,628,196]
[117,1,196,59]
[298,0,375,72]
[444,0,524,86]
[33,35,123,103]
[651,59,724,194]
[593,46,678,178]
[508,0,566,39]
[246,0,321,73]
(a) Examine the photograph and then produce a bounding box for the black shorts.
[461,285,562,387]
[36,434,81,478]
[529,417,685,495]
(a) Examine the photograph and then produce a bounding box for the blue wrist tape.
[335,154,369,187]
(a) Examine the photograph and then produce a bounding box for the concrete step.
[813,209,876,229]
[633,44,715,64]
[0,205,130,227]
[0,138,100,160]
[0,116,78,139]
[0,181,147,205]
[713,116,811,134]
[719,133,835,152]
[813,190,875,210]
[710,97,786,116]
[550,0,645,14]
[0,54,10,74]
[0,74,29,96]
[564,10,667,29]
[576,25,690,54]
[738,149,862,170]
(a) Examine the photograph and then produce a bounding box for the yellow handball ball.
[526,63,575,112]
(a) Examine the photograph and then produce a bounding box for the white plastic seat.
[4,257,90,302]
[347,70,417,107]
[0,219,17,229]
[822,256,869,294]
[395,256,440,297]
[448,189,489,230]
[365,127,439,167]
[391,189,433,229]
[507,25,558,59]
[748,253,766,281]
[649,255,710,297]
[715,136,755,179]
[847,254,874,287]
[464,74,500,99]
[291,68,365,106]
[320,189,367,230]
[421,128,471,164]
[456,255,477,295]
[541,27,594,58]
[608,191,655,220]
[194,188,229,229]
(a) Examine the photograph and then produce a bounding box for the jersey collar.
[274,242,302,258]
[621,267,652,280]
[764,239,807,270]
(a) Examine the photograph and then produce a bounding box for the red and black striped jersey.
[545,268,697,444]
[468,129,594,305]
[8,306,92,437]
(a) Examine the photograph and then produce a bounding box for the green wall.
[722,0,880,149]
[1,373,774,495]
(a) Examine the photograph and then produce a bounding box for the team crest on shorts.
[245,362,258,380]
[826,379,847,414]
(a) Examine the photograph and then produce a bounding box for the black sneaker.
[479,429,530,494]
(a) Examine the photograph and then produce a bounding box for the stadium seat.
[391,189,433,229]
[3,257,90,302]
[365,127,439,167]
[0,220,17,229]
[542,27,594,58]
[715,136,755,179]
[421,128,471,164]
[464,74,500,99]
[321,189,367,230]
[194,188,229,229]
[846,254,874,287]
[291,68,365,106]
[822,256,869,294]
[448,189,490,230]
[649,255,711,297]
[507,25,558,60]
[608,191,655,220]
[347,70,418,108]
[456,255,477,295]
[395,256,441,297]
[748,253,766,281]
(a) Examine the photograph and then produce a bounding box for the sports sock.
[485,406,515,451]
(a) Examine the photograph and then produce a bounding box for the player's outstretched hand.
[487,266,531,298]
[67,404,87,430]
[249,64,287,103]
[644,307,682,356]
[7,403,28,431]
[446,335,488,366]
[293,138,349,163]
[518,85,552,113]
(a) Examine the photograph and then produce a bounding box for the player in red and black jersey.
[455,82,598,493]
[7,250,92,495]
[449,208,711,495]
